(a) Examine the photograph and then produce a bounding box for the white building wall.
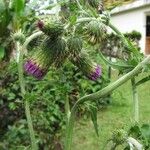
[111,6,150,53]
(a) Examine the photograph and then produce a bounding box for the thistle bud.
[71,52,101,81]
[87,0,102,10]
[12,30,25,44]
[85,20,106,45]
[87,0,104,14]
[67,36,83,55]
[37,20,64,39]
[42,37,67,68]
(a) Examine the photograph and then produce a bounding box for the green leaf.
[0,46,5,60]
[8,93,16,100]
[0,1,11,36]
[128,124,141,138]
[89,104,99,137]
[0,0,5,13]
[11,0,25,16]
[69,15,77,25]
[135,75,150,86]
[9,102,17,110]
[99,51,134,70]
[141,124,150,139]
[24,92,36,102]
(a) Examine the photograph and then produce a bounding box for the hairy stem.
[17,42,37,150]
[65,96,71,120]
[23,31,43,50]
[131,78,139,123]
[107,23,140,61]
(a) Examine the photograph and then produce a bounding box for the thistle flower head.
[24,48,52,80]
[71,52,101,81]
[85,20,106,45]
[37,19,64,38]
[88,64,101,81]
[24,59,47,79]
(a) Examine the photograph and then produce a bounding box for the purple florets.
[88,65,101,81]
[24,60,47,80]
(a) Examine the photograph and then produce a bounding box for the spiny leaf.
[11,0,25,17]
[99,51,134,70]
[69,15,77,25]
[135,75,150,86]
[141,124,150,139]
[0,0,5,13]
[89,104,99,137]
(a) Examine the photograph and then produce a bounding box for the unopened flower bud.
[71,52,101,81]
[67,36,83,55]
[37,20,64,39]
[85,20,106,45]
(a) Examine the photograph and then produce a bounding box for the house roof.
[111,0,150,15]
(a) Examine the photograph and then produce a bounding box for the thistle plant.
[24,20,67,79]
[11,0,150,149]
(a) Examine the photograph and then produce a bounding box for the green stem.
[17,42,37,150]
[131,78,139,123]
[23,31,43,50]
[77,17,96,24]
[25,101,37,150]
[64,55,150,150]
[107,22,140,61]
[65,96,71,120]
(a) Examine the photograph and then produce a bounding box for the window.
[146,16,150,36]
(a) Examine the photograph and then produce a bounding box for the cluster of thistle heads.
[24,19,104,81]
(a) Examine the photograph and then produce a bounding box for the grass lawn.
[72,71,150,150]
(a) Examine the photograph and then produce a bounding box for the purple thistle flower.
[24,36,67,79]
[24,59,47,80]
[88,65,101,81]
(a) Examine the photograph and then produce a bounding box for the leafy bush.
[0,53,109,149]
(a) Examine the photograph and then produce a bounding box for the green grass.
[72,71,150,150]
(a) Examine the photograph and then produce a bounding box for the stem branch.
[131,78,139,123]
[65,55,150,150]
